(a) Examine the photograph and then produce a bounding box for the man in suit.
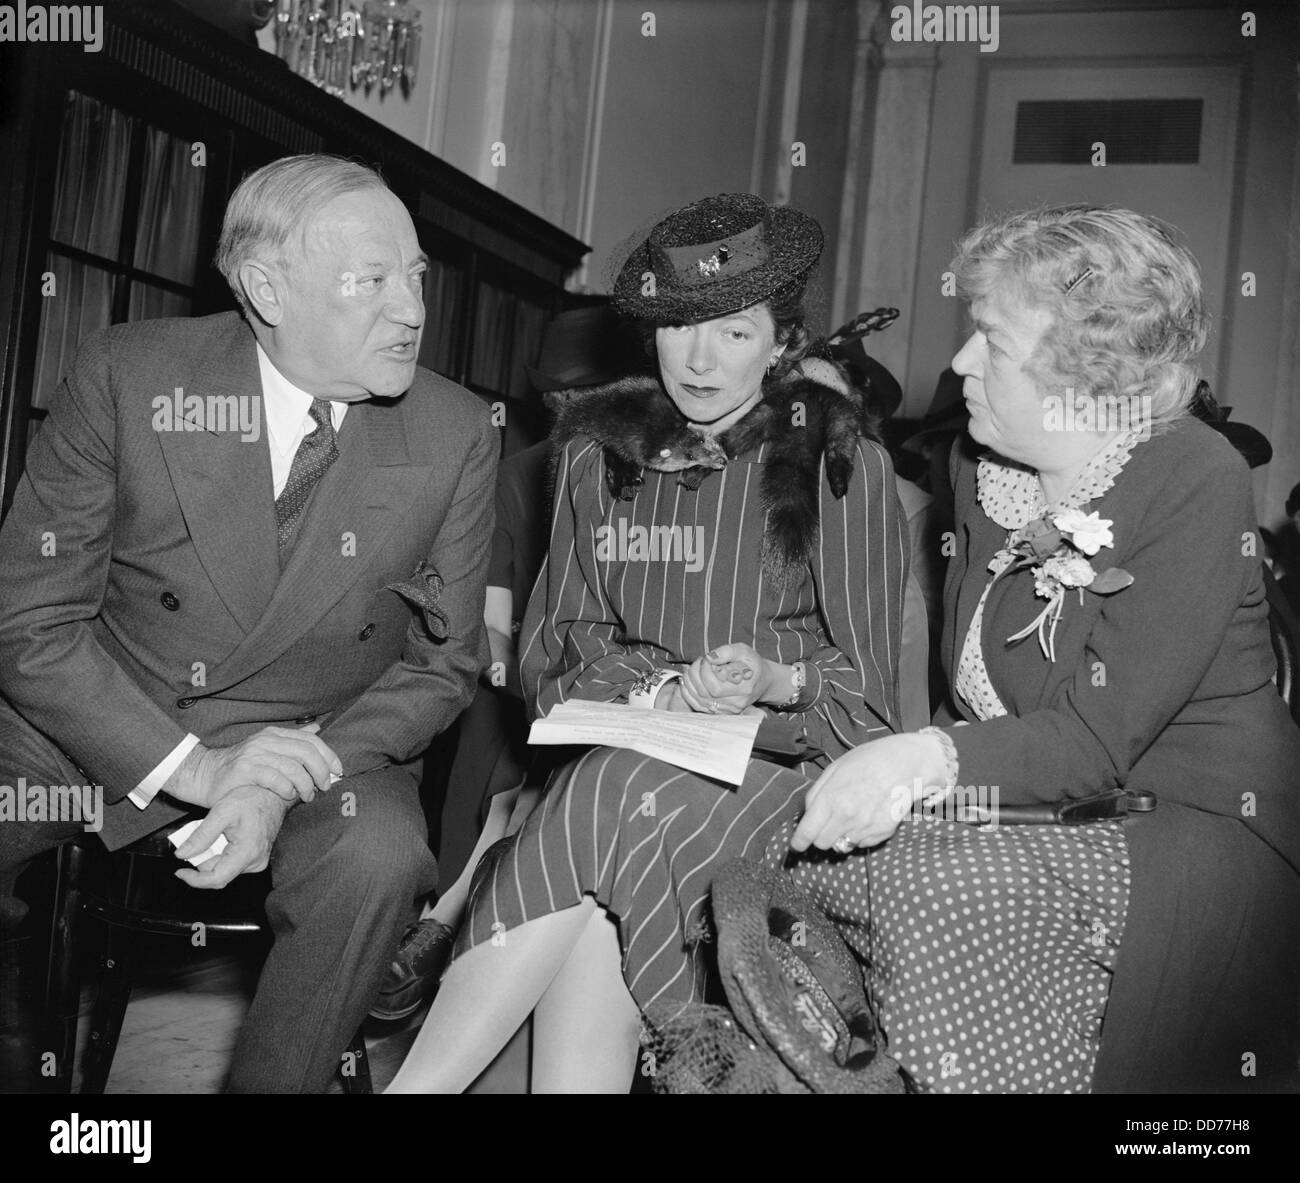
[0,155,497,1092]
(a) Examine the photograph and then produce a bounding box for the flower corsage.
[991,508,1133,661]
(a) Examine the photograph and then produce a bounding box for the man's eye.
[726,330,750,342]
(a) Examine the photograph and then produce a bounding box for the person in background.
[825,310,942,726]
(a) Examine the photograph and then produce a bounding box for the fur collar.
[552,366,874,586]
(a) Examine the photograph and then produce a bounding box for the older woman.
[781,204,1300,1093]
[386,193,908,1093]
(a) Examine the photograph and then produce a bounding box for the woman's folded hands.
[677,642,790,714]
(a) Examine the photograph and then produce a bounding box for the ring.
[710,699,718,713]
[832,836,854,854]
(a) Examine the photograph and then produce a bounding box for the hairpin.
[1064,266,1094,294]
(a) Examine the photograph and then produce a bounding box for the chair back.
[1263,566,1300,725]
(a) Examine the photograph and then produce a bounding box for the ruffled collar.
[976,427,1145,532]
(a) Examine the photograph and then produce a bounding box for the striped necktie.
[275,398,339,554]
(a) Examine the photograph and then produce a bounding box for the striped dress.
[454,423,907,1014]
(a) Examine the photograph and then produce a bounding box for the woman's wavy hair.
[951,204,1208,428]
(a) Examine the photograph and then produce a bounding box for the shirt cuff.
[127,733,200,809]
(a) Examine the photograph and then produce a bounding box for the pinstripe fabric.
[455,421,907,1011]
[521,432,907,755]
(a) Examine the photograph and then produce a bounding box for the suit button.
[177,696,196,709]
[358,623,375,640]
[160,592,180,611]
[294,714,316,725]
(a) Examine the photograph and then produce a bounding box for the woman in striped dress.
[387,193,907,1092]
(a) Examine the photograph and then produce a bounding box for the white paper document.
[167,818,229,867]
[528,700,762,785]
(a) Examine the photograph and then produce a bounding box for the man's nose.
[387,275,425,328]
[951,333,979,376]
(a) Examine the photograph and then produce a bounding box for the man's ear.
[238,259,285,327]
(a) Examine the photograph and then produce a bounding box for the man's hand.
[174,786,292,890]
[163,724,342,809]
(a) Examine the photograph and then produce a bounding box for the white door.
[976,63,1242,386]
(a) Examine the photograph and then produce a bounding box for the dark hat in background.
[901,367,969,454]
[526,304,638,392]
[612,193,823,325]
[827,307,903,420]
[1190,381,1272,470]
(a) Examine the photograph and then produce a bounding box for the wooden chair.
[43,823,371,1094]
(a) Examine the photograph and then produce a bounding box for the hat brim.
[526,364,621,393]
[612,206,823,324]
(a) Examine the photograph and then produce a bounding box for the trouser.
[0,696,437,1093]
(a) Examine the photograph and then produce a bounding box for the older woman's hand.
[678,643,765,713]
[790,733,950,853]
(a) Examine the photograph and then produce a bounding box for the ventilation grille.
[1013,99,1203,165]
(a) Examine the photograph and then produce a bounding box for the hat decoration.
[613,193,823,325]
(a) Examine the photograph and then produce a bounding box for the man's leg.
[0,698,91,1092]
[0,696,90,887]
[227,764,437,1093]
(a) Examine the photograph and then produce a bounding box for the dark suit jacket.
[0,311,497,850]
[939,418,1300,1089]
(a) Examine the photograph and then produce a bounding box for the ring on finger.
[832,836,854,854]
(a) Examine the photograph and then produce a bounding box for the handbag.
[645,859,906,1094]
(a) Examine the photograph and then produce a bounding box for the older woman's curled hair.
[952,204,1208,429]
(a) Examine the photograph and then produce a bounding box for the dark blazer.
[939,418,1300,1090]
[0,311,496,850]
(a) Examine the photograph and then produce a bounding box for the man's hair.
[951,204,1208,427]
[214,154,390,314]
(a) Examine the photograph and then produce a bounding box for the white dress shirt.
[127,345,349,808]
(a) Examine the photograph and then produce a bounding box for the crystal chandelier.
[273,0,421,97]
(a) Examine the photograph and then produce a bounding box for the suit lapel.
[156,319,280,634]
[204,396,431,691]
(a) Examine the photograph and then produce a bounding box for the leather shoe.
[369,917,457,1021]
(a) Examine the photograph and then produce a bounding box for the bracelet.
[629,668,682,709]
[774,660,807,710]
[918,726,960,802]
